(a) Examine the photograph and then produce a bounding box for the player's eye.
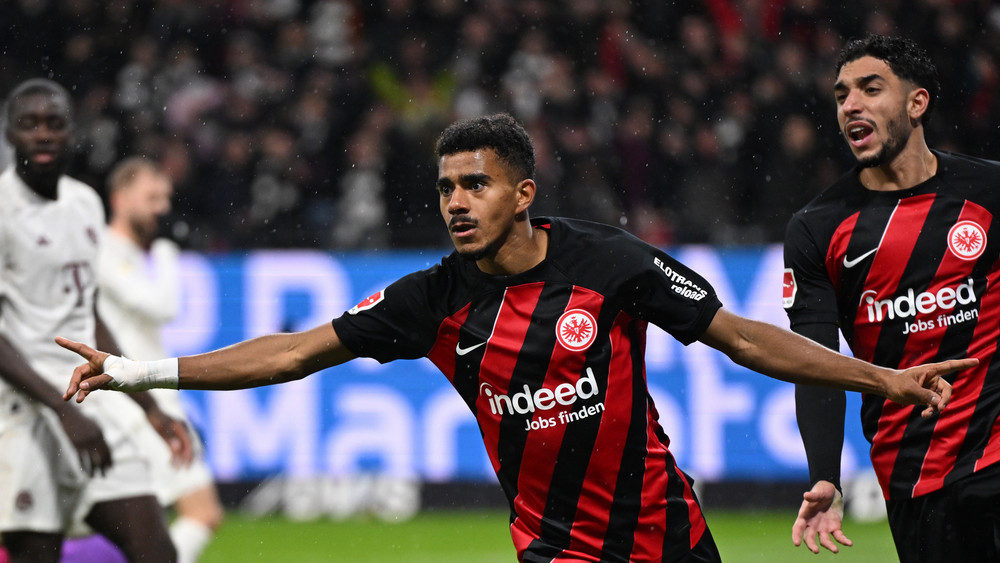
[46,117,68,131]
[14,116,38,130]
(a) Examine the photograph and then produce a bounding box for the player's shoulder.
[396,252,473,297]
[58,175,102,204]
[935,150,1000,182]
[537,216,674,285]
[536,216,644,253]
[788,168,862,224]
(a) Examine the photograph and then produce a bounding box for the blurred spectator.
[1,0,998,249]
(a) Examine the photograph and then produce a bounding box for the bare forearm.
[179,325,354,390]
[701,310,890,395]
[735,320,886,392]
[0,335,72,412]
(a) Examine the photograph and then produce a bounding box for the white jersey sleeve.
[96,232,180,361]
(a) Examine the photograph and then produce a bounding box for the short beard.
[457,227,507,263]
[458,235,502,262]
[458,248,490,262]
[856,110,911,169]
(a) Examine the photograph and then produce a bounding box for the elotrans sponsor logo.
[654,257,708,301]
[860,277,977,323]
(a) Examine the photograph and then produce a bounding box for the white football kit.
[97,229,214,506]
[0,168,153,533]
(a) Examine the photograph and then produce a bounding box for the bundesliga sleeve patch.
[349,289,385,315]
[782,268,797,308]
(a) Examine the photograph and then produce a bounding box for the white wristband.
[101,356,180,391]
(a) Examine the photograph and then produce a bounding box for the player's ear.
[908,87,930,125]
[515,178,536,215]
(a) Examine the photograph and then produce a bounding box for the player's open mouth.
[846,121,874,146]
[449,217,478,237]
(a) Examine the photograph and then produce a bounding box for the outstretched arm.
[62,322,356,402]
[698,308,975,415]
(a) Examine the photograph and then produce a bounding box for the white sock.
[170,516,214,563]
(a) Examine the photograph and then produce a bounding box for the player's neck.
[859,138,937,192]
[477,221,548,276]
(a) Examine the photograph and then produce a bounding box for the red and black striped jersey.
[784,150,1000,500]
[333,217,722,562]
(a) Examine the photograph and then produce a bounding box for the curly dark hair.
[434,113,535,181]
[836,35,941,124]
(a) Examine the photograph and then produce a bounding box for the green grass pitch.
[200,509,897,562]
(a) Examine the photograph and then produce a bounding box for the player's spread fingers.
[79,373,113,392]
[804,531,820,554]
[55,336,91,357]
[819,531,839,553]
[833,529,853,547]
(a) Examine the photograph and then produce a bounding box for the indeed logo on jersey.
[860,277,979,334]
[654,257,708,301]
[480,368,606,431]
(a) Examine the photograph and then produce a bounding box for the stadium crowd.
[2,0,999,250]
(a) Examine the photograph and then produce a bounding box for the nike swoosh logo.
[455,341,487,356]
[843,248,878,268]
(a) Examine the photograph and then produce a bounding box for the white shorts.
[143,420,215,506]
[0,397,87,533]
[115,389,215,506]
[0,393,156,536]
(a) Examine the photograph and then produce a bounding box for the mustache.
[449,215,478,229]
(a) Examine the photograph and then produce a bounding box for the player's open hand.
[57,336,114,403]
[792,480,851,554]
[886,357,978,417]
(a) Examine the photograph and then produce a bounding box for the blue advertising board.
[164,246,872,484]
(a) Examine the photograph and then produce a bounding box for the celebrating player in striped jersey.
[785,35,1000,562]
[62,112,974,563]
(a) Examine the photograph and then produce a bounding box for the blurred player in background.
[0,79,189,562]
[97,157,223,563]
[785,35,1000,562]
[61,113,973,563]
